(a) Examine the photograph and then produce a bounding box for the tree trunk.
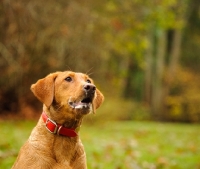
[151,30,167,120]
[166,29,182,84]
[144,29,154,104]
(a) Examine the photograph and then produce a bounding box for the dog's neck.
[43,105,84,129]
[61,116,83,129]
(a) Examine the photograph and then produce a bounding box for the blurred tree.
[0,0,199,122]
[165,0,200,122]
[182,0,200,70]
[99,0,188,120]
[139,0,187,120]
[0,0,105,114]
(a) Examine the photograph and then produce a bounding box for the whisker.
[65,65,72,71]
[86,67,95,76]
[87,72,95,76]
[55,104,63,112]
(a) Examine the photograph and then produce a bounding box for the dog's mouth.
[68,96,93,109]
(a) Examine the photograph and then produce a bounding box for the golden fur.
[12,71,104,169]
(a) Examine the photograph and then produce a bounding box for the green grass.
[0,120,200,169]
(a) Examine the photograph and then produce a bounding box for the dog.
[12,71,104,169]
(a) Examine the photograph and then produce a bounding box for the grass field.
[0,120,200,169]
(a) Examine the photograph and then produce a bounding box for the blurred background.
[1,1,200,168]
[0,0,200,123]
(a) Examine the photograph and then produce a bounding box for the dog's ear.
[93,89,104,112]
[31,73,58,107]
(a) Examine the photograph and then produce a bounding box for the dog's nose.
[83,84,96,93]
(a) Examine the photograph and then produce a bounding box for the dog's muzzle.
[68,84,96,110]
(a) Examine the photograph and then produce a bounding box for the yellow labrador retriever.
[12,71,104,169]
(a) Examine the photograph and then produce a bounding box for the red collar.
[42,112,78,137]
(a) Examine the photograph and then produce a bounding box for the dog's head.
[31,71,104,115]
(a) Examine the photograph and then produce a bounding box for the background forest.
[0,0,200,123]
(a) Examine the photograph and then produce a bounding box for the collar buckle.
[45,118,58,134]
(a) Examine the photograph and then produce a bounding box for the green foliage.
[166,68,200,122]
[1,120,200,168]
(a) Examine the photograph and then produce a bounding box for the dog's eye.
[86,79,91,83]
[65,77,72,82]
